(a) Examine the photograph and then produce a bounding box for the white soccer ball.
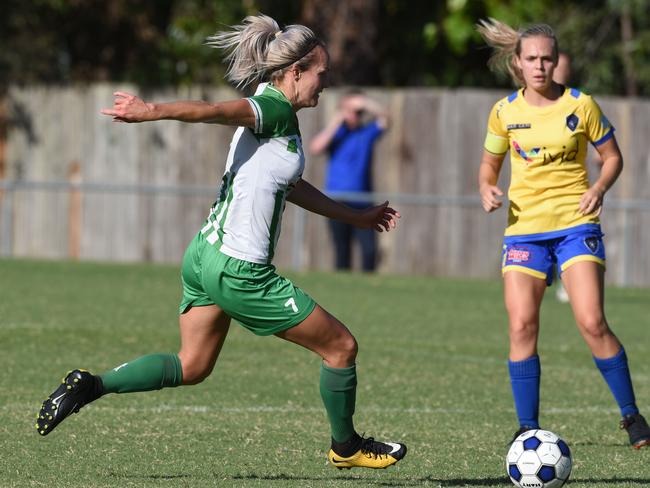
[506,429,572,488]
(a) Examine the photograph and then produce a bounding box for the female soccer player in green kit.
[35,14,406,469]
[477,18,650,449]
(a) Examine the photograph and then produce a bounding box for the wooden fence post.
[68,161,82,259]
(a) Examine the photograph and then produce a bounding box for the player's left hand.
[356,201,401,232]
[579,186,604,216]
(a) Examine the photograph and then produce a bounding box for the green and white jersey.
[201,83,304,264]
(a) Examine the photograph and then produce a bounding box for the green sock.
[100,353,183,394]
[319,362,357,443]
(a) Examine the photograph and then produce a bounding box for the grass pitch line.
[78,403,633,416]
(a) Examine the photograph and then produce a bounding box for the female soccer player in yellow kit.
[477,19,650,448]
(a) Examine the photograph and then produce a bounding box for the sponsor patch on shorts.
[507,247,531,263]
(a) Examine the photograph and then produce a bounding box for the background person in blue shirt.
[310,91,390,271]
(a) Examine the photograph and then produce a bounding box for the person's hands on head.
[340,95,365,129]
[344,95,366,112]
[100,92,154,123]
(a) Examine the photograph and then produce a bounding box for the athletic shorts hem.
[502,265,547,280]
[249,300,318,336]
[560,255,606,272]
[179,298,215,315]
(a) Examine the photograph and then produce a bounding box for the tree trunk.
[301,0,380,86]
[620,4,638,97]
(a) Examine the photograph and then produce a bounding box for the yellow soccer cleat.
[328,435,407,469]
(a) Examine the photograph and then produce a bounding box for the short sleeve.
[584,96,615,146]
[366,120,385,142]
[484,101,509,155]
[330,124,348,147]
[246,94,297,138]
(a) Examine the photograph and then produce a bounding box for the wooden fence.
[2,84,650,286]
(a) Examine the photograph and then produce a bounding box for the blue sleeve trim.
[246,98,262,133]
[329,124,348,151]
[369,120,384,139]
[507,91,518,103]
[570,88,581,98]
[592,128,615,146]
[333,124,348,140]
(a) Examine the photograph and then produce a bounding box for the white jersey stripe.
[203,83,304,264]
[200,220,212,234]
[247,98,262,134]
[266,85,284,97]
[206,230,219,244]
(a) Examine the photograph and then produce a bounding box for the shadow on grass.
[108,473,194,480]
[570,441,629,447]
[109,472,650,486]
[232,474,650,486]
[572,478,650,485]
[232,473,508,486]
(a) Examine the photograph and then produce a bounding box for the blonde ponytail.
[206,14,323,88]
[476,18,558,86]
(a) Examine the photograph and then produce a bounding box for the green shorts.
[179,232,316,336]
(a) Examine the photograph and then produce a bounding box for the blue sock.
[509,355,541,428]
[594,347,638,417]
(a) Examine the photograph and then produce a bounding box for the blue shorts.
[502,226,606,286]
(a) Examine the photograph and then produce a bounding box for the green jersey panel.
[247,85,300,139]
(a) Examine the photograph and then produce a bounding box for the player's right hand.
[100,92,154,123]
[480,184,503,213]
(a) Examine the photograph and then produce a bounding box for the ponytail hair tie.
[274,24,286,39]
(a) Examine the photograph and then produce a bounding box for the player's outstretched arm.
[100,91,256,127]
[287,178,400,232]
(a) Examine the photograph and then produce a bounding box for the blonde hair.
[476,18,558,86]
[206,14,324,88]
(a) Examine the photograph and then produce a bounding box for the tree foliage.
[1,0,649,96]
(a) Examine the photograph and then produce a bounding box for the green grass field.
[1,258,649,487]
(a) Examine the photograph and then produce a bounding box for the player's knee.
[341,334,359,361]
[576,314,608,339]
[326,334,358,366]
[179,355,214,385]
[509,316,539,342]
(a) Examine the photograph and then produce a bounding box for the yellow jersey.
[484,87,614,238]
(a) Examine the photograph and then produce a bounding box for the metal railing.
[2,179,650,285]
